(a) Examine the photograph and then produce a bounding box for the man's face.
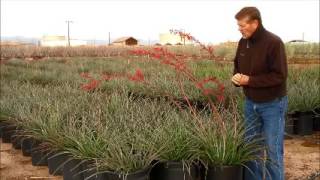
[237,17,259,39]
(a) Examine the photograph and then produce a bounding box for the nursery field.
[0,41,319,61]
[0,55,319,180]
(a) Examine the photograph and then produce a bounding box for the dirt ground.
[0,134,319,180]
[0,140,62,180]
[284,133,320,180]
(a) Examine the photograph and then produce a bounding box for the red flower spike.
[216,95,225,102]
[81,79,101,91]
[151,53,162,59]
[203,89,214,95]
[128,69,145,82]
[161,59,175,66]
[153,47,163,51]
[169,29,215,58]
[174,62,186,71]
[196,77,218,88]
[219,84,225,92]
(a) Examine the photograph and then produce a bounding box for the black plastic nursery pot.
[31,141,49,166]
[295,111,314,135]
[63,157,84,180]
[21,137,36,156]
[285,112,298,136]
[313,108,320,131]
[0,121,11,136]
[150,161,200,180]
[314,116,320,132]
[11,134,23,149]
[48,151,68,176]
[0,121,8,127]
[205,165,243,180]
[101,166,151,180]
[1,125,17,143]
[31,149,49,166]
[82,161,104,180]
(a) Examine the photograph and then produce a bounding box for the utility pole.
[108,32,111,45]
[183,29,185,46]
[66,20,73,46]
[180,28,186,46]
[302,32,305,41]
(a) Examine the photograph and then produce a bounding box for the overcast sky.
[1,0,319,44]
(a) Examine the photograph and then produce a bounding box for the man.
[231,7,288,180]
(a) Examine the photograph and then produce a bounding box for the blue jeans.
[244,96,288,180]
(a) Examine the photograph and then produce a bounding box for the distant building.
[40,35,87,47]
[159,33,193,45]
[112,37,138,46]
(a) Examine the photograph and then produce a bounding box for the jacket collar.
[249,24,265,42]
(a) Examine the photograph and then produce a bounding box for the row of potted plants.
[286,67,320,135]
[0,79,263,180]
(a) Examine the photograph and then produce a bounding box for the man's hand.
[231,73,250,86]
[231,73,242,86]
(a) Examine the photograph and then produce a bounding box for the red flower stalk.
[195,77,219,89]
[174,61,187,71]
[129,45,225,105]
[81,79,101,91]
[153,47,163,51]
[150,53,162,59]
[216,94,224,102]
[170,29,215,58]
[195,77,225,103]
[128,69,145,82]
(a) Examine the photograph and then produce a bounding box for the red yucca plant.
[80,30,226,129]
